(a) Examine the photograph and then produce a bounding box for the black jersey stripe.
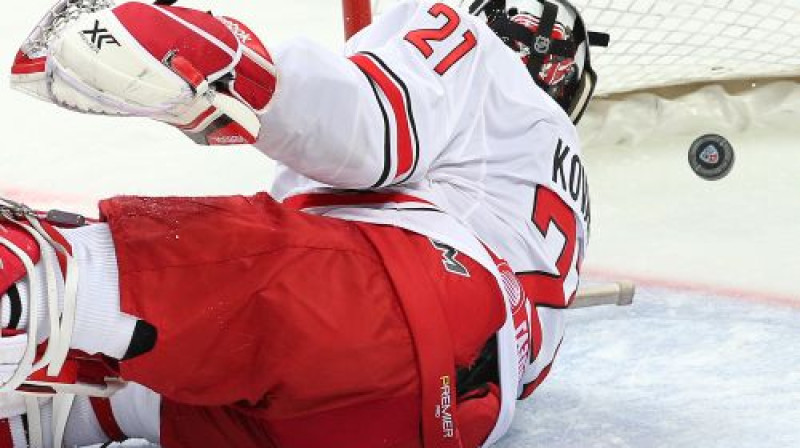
[361,51,421,184]
[352,65,393,188]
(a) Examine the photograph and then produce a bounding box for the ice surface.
[498,288,800,448]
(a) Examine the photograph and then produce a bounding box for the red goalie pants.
[98,193,506,448]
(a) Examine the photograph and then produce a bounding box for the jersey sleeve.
[255,0,490,189]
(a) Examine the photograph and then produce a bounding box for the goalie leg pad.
[0,199,127,397]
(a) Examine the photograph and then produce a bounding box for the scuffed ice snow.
[92,287,800,448]
[497,287,800,448]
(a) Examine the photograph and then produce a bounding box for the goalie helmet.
[469,0,609,123]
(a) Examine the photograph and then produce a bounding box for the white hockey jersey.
[256,1,590,445]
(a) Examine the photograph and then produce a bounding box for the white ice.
[500,289,800,448]
[1,1,799,447]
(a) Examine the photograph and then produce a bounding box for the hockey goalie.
[0,0,608,446]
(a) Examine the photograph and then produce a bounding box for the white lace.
[0,198,120,448]
[0,234,41,391]
[0,199,79,389]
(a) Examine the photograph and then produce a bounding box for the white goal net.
[367,0,800,96]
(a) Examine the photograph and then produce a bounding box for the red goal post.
[342,0,374,39]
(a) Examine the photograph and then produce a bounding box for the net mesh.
[23,0,115,57]
[369,0,800,96]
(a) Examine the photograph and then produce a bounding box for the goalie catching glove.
[11,0,277,145]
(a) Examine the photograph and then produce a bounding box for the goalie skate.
[0,197,124,399]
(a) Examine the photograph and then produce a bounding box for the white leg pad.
[110,382,161,444]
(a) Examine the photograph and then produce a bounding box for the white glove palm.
[11,0,277,146]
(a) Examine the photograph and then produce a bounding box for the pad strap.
[90,397,126,442]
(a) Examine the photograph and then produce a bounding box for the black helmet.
[470,0,609,123]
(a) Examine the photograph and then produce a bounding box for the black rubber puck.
[688,134,735,181]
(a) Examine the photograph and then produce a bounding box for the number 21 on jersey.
[404,3,477,75]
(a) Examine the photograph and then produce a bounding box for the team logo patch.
[81,20,121,52]
[429,239,470,277]
[688,134,735,181]
[533,35,551,54]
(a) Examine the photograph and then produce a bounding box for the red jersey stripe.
[283,191,433,210]
[350,53,416,181]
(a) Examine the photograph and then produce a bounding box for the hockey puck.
[688,134,735,180]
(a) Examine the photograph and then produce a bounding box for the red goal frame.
[342,0,373,39]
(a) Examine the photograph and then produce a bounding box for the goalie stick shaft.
[570,281,635,309]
